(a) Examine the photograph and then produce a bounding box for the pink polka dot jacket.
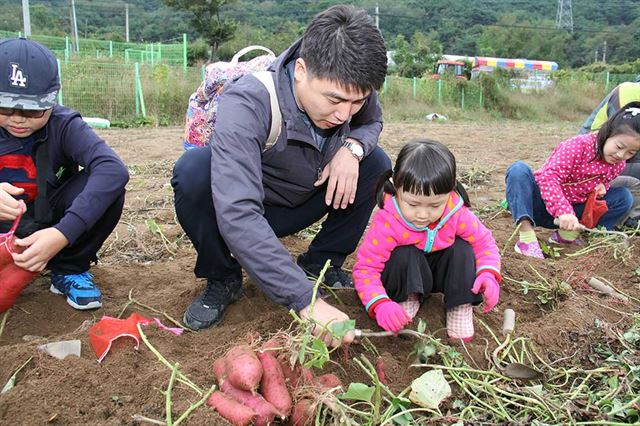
[534,133,625,217]
[353,191,502,317]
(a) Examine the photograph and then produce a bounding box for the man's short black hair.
[300,4,387,93]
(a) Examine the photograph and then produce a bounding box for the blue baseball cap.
[0,38,60,110]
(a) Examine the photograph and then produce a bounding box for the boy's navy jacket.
[0,105,129,245]
[209,39,384,312]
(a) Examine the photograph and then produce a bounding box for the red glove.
[471,272,500,313]
[374,300,411,333]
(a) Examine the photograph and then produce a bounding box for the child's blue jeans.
[505,161,632,230]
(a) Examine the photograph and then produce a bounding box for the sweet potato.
[258,350,292,417]
[315,373,342,392]
[212,357,227,385]
[225,345,263,393]
[289,364,314,390]
[207,391,256,426]
[220,379,280,426]
[289,398,315,426]
[375,356,387,385]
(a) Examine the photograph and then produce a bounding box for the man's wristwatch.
[341,138,364,161]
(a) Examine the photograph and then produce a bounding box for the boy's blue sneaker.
[50,271,102,310]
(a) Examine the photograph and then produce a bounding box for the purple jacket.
[209,39,384,311]
[0,105,129,244]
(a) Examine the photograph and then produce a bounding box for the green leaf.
[145,218,160,234]
[417,319,427,334]
[388,397,413,425]
[331,320,356,338]
[337,382,375,402]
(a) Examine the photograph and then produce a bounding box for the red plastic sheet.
[0,216,37,312]
[88,313,183,362]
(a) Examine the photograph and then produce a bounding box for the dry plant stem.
[412,363,507,378]
[501,222,521,256]
[0,309,9,339]
[173,385,216,426]
[165,363,179,426]
[136,323,203,395]
[131,415,165,425]
[119,289,187,330]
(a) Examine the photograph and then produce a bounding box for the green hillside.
[1,0,639,68]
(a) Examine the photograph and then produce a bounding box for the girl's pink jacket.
[353,192,502,316]
[534,133,626,217]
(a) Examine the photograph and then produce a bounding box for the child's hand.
[471,272,500,313]
[594,184,606,197]
[11,227,69,272]
[0,183,27,221]
[374,300,412,333]
[557,214,581,231]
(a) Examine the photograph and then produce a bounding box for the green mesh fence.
[57,61,200,124]
[381,76,484,110]
[0,30,186,67]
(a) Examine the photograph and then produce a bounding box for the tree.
[392,32,442,78]
[163,0,237,58]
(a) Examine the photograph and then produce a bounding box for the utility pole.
[602,41,607,63]
[125,3,130,42]
[22,0,31,37]
[69,0,79,52]
[555,0,574,32]
[375,3,379,29]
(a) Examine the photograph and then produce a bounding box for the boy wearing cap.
[0,38,129,310]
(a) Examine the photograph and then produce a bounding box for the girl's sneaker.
[514,240,544,259]
[50,271,102,310]
[447,303,474,342]
[399,293,420,319]
[548,230,583,246]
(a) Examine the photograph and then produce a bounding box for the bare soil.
[1,121,638,425]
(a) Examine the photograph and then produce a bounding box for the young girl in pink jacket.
[352,140,501,342]
[505,102,640,259]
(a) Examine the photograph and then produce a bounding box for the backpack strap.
[231,46,275,64]
[253,71,282,152]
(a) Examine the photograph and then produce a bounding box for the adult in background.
[579,75,640,227]
[171,5,390,346]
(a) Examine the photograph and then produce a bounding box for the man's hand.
[0,183,27,221]
[298,298,355,347]
[12,227,69,272]
[314,141,361,209]
[557,213,582,231]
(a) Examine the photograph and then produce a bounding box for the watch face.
[352,144,364,157]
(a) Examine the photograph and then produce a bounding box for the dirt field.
[1,121,639,425]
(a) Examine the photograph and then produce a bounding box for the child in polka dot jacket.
[352,139,501,342]
[505,101,640,259]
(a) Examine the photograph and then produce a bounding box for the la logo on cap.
[9,63,27,88]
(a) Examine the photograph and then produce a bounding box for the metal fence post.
[109,40,113,58]
[461,86,465,110]
[56,59,64,106]
[412,77,417,99]
[183,33,188,71]
[438,79,442,103]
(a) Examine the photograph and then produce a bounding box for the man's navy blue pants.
[171,146,391,281]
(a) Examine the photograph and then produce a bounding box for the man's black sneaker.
[296,254,353,289]
[183,277,243,331]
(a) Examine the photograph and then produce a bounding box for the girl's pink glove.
[374,300,412,333]
[471,272,500,313]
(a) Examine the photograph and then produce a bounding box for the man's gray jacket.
[209,39,384,312]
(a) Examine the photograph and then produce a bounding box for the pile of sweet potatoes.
[207,339,342,425]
